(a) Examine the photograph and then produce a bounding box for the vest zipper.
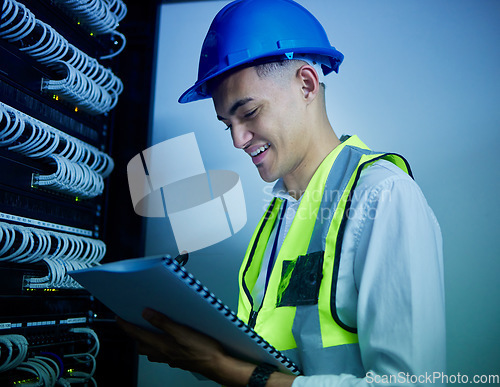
[241,198,278,326]
[248,200,287,330]
[248,310,258,329]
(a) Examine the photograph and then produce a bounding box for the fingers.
[175,250,189,266]
[116,314,171,351]
[115,316,143,336]
[116,315,175,363]
[115,316,137,335]
[115,310,179,345]
[142,308,172,331]
[115,309,175,335]
[116,309,225,373]
[141,308,179,333]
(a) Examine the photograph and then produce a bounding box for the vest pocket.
[277,251,324,307]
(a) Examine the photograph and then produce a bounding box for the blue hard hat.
[178,0,344,104]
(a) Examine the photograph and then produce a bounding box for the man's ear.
[297,64,320,103]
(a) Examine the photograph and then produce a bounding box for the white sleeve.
[292,161,446,387]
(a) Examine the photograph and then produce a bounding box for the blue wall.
[140,1,500,385]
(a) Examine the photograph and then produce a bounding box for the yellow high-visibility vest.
[237,136,411,374]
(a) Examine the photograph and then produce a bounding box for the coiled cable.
[53,0,127,34]
[0,221,106,288]
[0,0,124,115]
[0,102,114,182]
[0,332,99,386]
[0,334,28,372]
[33,154,105,199]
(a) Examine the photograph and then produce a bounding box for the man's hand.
[117,308,297,387]
[117,308,226,374]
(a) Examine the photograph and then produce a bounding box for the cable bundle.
[106,0,127,22]
[63,327,99,385]
[0,221,105,288]
[0,221,106,264]
[0,334,63,386]
[17,355,62,386]
[0,1,35,42]
[0,334,28,373]
[0,102,114,198]
[52,0,127,59]
[0,0,124,114]
[43,61,119,115]
[34,154,105,199]
[0,102,114,178]
[54,0,126,33]
[27,258,89,289]
[0,329,100,386]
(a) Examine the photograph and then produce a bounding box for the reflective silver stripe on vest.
[283,306,365,376]
[284,145,376,374]
[308,145,376,253]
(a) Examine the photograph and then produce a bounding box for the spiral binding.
[162,256,302,375]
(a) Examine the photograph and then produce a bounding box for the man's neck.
[283,132,341,200]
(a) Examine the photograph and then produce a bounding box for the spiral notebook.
[69,255,301,375]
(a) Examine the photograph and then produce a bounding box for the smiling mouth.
[250,143,271,157]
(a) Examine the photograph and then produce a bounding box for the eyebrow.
[217,97,254,121]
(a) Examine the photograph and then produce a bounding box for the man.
[119,0,446,386]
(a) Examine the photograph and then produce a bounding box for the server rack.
[0,0,160,385]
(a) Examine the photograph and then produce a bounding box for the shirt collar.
[271,179,300,203]
[270,135,368,203]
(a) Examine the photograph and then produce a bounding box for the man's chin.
[257,167,279,184]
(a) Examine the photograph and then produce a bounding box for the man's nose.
[231,123,253,150]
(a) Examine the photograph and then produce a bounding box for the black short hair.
[207,58,325,96]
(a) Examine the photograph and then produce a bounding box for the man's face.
[212,66,311,184]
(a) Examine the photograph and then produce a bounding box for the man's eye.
[224,125,232,131]
[244,108,258,118]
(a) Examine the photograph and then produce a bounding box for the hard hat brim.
[178,47,344,104]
